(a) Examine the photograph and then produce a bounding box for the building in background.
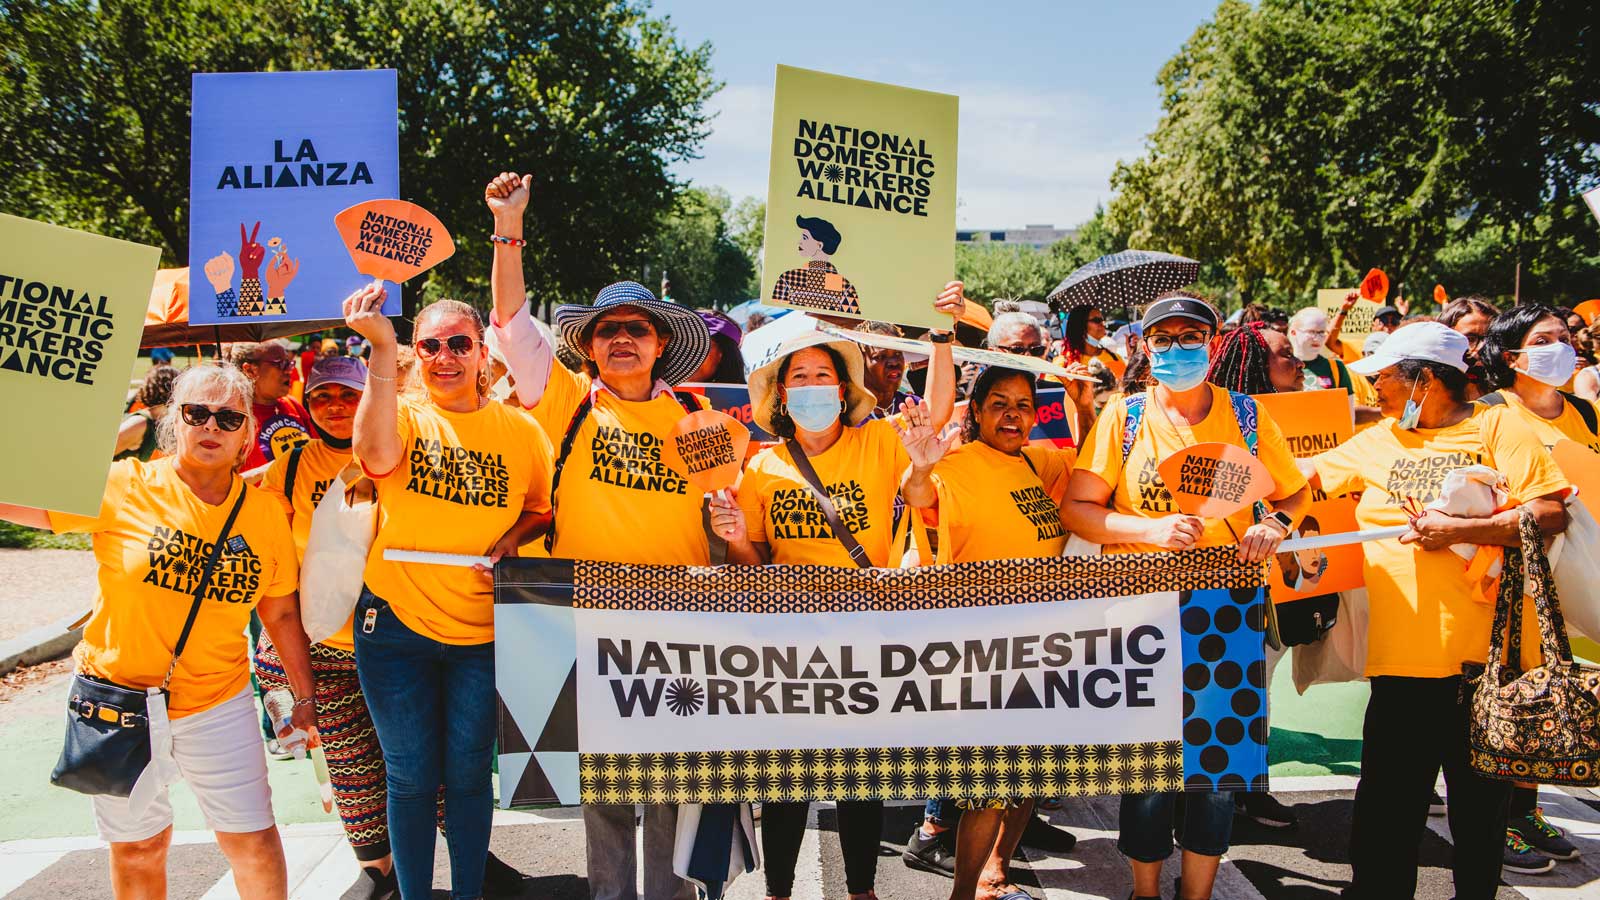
[955,224,1075,249]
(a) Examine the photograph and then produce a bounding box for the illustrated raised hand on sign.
[264,253,299,311]
[239,221,266,278]
[204,251,235,294]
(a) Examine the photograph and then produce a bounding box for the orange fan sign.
[661,410,751,493]
[1434,283,1449,305]
[1359,268,1389,304]
[1157,442,1273,519]
[334,200,456,284]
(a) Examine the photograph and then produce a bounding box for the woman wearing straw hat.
[486,171,716,900]
[704,284,963,900]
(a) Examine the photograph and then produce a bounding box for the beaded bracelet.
[367,370,397,383]
[489,234,527,248]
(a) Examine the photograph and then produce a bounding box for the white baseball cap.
[1348,321,1469,376]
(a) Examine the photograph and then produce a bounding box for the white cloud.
[675,80,1153,230]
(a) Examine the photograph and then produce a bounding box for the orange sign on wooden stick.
[1434,283,1449,305]
[1359,268,1389,304]
[334,199,455,284]
[1573,299,1600,328]
[661,410,751,493]
[1157,442,1273,519]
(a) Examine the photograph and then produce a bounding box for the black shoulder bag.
[786,440,873,569]
[50,487,248,797]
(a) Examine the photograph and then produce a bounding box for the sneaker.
[341,866,398,900]
[483,851,531,897]
[902,828,956,877]
[1510,808,1579,861]
[1020,813,1077,853]
[1428,789,1446,816]
[1235,792,1298,829]
[264,738,294,761]
[1504,831,1556,875]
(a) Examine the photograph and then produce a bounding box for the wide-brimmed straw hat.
[553,281,710,386]
[740,313,877,434]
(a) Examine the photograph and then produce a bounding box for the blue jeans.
[1118,791,1234,861]
[355,589,496,900]
[924,797,962,829]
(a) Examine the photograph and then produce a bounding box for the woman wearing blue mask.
[1303,321,1571,898]
[707,284,963,900]
[1062,292,1310,900]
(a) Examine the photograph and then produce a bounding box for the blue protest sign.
[188,70,400,325]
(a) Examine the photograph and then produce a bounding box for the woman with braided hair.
[1205,321,1304,395]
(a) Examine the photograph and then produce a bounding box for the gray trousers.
[583,803,694,900]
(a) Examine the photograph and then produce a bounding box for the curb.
[0,611,86,678]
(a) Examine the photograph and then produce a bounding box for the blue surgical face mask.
[1397,379,1428,430]
[785,384,843,432]
[1148,344,1211,391]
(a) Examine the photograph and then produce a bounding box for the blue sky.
[661,0,1221,230]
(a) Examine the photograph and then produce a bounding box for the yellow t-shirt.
[925,442,1076,563]
[736,418,910,567]
[1313,405,1571,677]
[1485,390,1600,455]
[1074,385,1308,554]
[529,364,711,566]
[361,400,554,645]
[48,459,297,718]
[260,440,358,651]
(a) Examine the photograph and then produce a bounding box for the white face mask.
[1512,342,1577,388]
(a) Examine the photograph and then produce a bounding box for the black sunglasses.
[180,403,248,432]
[593,320,656,340]
[998,344,1047,357]
[415,334,478,358]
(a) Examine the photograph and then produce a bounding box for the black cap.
[1140,296,1219,331]
[1374,306,1401,322]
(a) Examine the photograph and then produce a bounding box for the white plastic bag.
[1427,465,1508,576]
[299,466,376,643]
[1292,587,1369,693]
[1550,496,1600,647]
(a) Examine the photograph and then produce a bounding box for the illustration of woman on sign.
[771,214,861,315]
[1275,513,1329,592]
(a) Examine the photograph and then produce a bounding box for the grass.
[0,521,90,551]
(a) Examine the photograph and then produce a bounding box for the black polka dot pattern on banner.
[1178,586,1270,792]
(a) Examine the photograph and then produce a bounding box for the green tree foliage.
[1109,0,1600,305]
[0,0,719,315]
[651,187,755,309]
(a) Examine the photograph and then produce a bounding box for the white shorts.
[91,689,276,842]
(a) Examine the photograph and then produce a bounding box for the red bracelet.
[489,234,527,248]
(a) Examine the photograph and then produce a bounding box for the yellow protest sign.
[1316,287,1381,344]
[0,214,160,514]
[761,65,957,331]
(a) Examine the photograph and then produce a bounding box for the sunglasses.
[593,320,657,340]
[180,403,248,432]
[998,344,1047,357]
[1087,316,1105,324]
[415,334,478,358]
[247,356,294,372]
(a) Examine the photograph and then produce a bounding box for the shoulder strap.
[785,439,872,568]
[1329,359,1343,388]
[162,486,249,691]
[1560,391,1599,435]
[1477,390,1508,408]
[673,390,701,415]
[1121,394,1147,462]
[1227,391,1259,457]
[1019,450,1039,477]
[543,394,596,552]
[283,444,307,503]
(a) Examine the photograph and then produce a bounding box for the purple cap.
[699,311,742,346]
[306,356,367,393]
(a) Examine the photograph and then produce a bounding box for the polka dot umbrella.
[1046,249,1201,315]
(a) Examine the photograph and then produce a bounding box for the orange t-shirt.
[49,459,298,718]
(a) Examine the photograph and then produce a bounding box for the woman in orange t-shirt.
[1,365,314,900]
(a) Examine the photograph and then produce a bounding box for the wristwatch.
[928,330,954,344]
[1265,510,1294,533]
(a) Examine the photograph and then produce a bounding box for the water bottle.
[263,688,309,760]
[263,688,335,812]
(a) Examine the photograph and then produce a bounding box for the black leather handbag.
[50,489,246,797]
